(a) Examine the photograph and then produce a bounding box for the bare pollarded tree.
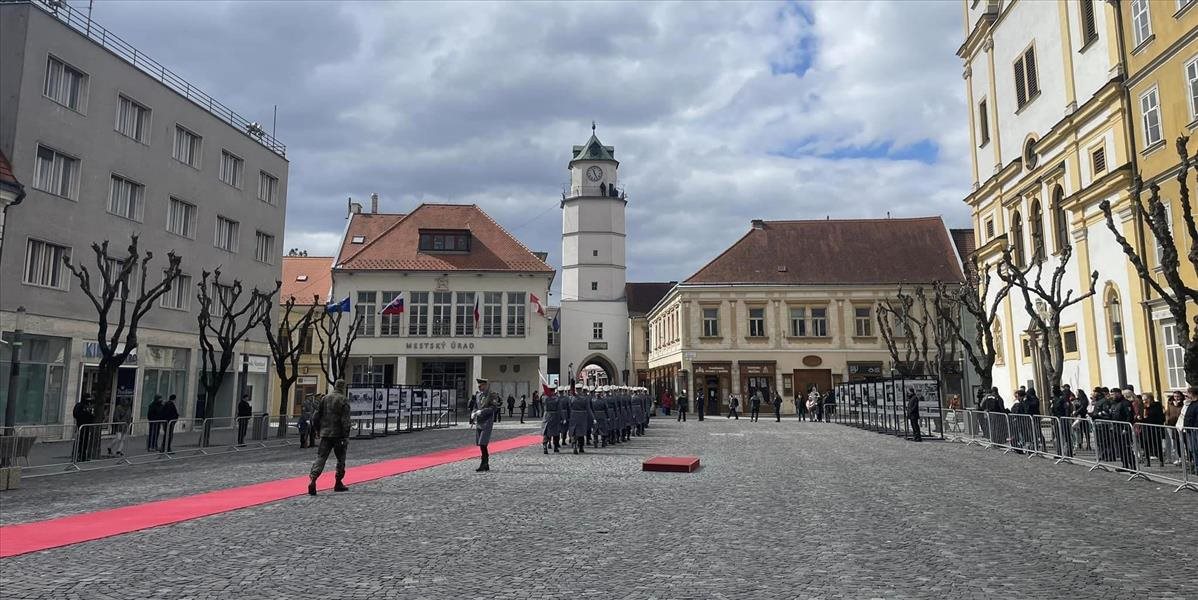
[63,234,182,421]
[942,257,1012,398]
[998,244,1097,395]
[314,306,362,386]
[195,270,279,420]
[262,294,319,436]
[1100,136,1198,385]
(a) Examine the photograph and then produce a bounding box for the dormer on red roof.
[335,203,554,274]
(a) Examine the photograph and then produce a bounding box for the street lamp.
[4,306,27,435]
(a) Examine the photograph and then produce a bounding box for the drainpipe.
[1111,0,1163,394]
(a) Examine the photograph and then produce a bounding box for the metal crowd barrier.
[934,410,1198,493]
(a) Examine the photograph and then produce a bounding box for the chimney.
[751,219,765,230]
[348,196,362,216]
[371,192,379,214]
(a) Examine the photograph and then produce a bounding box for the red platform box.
[642,456,700,473]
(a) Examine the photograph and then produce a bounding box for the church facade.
[557,129,631,386]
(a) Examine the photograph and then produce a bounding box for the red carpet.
[0,434,540,558]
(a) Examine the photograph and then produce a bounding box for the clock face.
[586,166,603,182]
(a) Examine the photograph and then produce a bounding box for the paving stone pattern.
[1,418,1193,599]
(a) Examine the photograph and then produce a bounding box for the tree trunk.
[91,362,116,424]
[277,379,293,437]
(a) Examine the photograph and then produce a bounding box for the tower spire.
[592,120,596,134]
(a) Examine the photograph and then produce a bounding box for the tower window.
[592,250,598,257]
[593,322,604,340]
[591,281,598,291]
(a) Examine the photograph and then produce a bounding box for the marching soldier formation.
[540,384,654,455]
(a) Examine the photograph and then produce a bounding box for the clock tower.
[559,125,629,386]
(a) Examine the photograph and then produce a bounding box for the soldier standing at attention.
[308,379,351,496]
[472,393,500,472]
[591,387,608,449]
[542,388,564,454]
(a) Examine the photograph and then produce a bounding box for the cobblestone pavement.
[2,418,1193,599]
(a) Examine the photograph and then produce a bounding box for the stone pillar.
[472,355,484,384]
[395,355,408,386]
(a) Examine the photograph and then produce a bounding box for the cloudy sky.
[82,0,969,298]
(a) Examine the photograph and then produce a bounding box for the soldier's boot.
[543,440,549,454]
[334,478,349,492]
[307,478,317,496]
[481,457,490,472]
[553,438,560,452]
[476,459,487,471]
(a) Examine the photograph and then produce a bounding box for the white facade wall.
[991,0,1068,166]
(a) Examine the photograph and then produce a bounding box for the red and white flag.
[538,371,554,397]
[530,293,545,317]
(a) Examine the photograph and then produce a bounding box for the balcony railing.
[20,0,286,157]
[563,184,627,200]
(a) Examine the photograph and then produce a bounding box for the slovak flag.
[551,312,560,332]
[539,371,554,397]
[381,292,404,316]
[473,295,481,324]
[326,296,351,313]
[530,293,545,317]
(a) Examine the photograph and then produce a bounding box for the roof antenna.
[887,211,891,219]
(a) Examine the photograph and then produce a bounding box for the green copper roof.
[570,133,617,164]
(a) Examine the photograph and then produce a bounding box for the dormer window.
[351,235,365,244]
[296,274,309,282]
[419,229,471,252]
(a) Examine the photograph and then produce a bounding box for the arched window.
[1030,200,1045,263]
[1010,210,1025,267]
[993,318,1005,365]
[1105,285,1123,353]
[1052,185,1068,253]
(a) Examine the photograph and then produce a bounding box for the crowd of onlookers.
[966,383,1198,474]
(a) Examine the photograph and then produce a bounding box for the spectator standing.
[160,394,180,453]
[506,395,516,419]
[727,395,740,420]
[772,392,783,422]
[519,395,527,424]
[107,400,132,457]
[1072,389,1091,450]
[1139,392,1165,465]
[1164,391,1184,465]
[749,390,762,422]
[1180,387,1198,475]
[806,389,820,422]
[72,395,96,462]
[796,389,809,421]
[676,391,689,422]
[1110,390,1137,471]
[146,394,163,452]
[236,393,253,445]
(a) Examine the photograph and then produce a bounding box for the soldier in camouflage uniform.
[308,380,351,496]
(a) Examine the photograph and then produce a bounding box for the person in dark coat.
[72,395,96,462]
[518,395,527,424]
[309,379,352,494]
[749,389,762,422]
[1182,386,1198,474]
[727,395,740,420]
[772,392,782,422]
[567,387,596,454]
[906,390,922,442]
[696,390,706,421]
[146,395,163,451]
[160,394,180,452]
[1139,392,1165,465]
[1110,391,1137,471]
[542,388,565,454]
[236,393,253,445]
[676,391,689,422]
[506,395,516,418]
[472,394,500,472]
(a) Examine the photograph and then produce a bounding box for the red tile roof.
[950,228,977,280]
[280,256,334,305]
[685,217,965,285]
[625,282,676,316]
[0,149,21,188]
[335,204,554,273]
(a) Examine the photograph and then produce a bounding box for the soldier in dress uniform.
[542,387,565,454]
[568,384,595,454]
[590,386,609,449]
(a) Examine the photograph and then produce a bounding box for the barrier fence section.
[937,409,1198,493]
[832,377,944,441]
[347,384,459,439]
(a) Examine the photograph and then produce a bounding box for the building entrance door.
[792,369,832,398]
[697,376,724,415]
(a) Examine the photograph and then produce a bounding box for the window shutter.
[1014,59,1027,107]
[979,100,989,144]
[1092,147,1106,173]
[1024,47,1039,96]
[1080,0,1097,41]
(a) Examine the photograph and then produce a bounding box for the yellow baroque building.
[1120,0,1198,392]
